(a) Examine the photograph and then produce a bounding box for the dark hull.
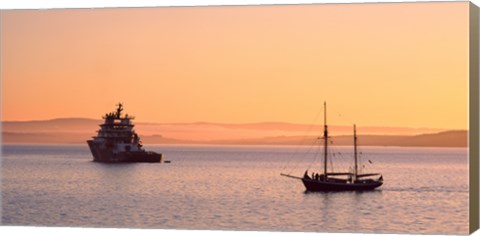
[87,140,162,163]
[302,178,382,191]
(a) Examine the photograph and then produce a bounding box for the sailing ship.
[87,103,162,163]
[281,102,383,191]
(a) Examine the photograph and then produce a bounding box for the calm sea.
[1,144,468,234]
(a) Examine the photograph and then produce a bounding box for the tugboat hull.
[87,140,162,163]
[302,178,382,191]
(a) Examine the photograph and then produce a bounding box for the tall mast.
[354,124,358,181]
[323,101,328,179]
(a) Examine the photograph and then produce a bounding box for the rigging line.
[287,137,319,174]
[281,108,323,171]
[309,140,325,171]
[356,139,372,174]
[335,147,352,173]
[357,141,363,174]
[283,136,317,171]
[340,153,350,170]
[329,141,336,173]
[306,140,322,171]
[330,146,336,172]
[333,147,344,171]
[305,139,323,171]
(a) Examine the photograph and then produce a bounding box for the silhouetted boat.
[281,102,383,191]
[87,103,162,163]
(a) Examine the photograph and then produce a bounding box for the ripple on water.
[1,144,469,234]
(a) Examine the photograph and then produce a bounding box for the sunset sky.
[1,2,470,130]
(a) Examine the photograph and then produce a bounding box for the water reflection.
[2,144,469,234]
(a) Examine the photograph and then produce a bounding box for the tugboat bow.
[87,103,162,163]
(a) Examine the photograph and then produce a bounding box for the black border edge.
[470,1,480,234]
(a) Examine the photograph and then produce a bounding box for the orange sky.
[0,2,469,130]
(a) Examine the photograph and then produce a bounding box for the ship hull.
[302,178,382,191]
[87,140,162,163]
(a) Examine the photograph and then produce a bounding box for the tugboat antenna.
[116,102,123,119]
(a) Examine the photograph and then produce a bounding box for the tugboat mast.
[87,103,162,163]
[323,101,328,180]
[116,103,123,119]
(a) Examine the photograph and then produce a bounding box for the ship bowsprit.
[281,102,383,191]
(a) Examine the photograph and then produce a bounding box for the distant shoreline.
[2,131,467,148]
[0,142,469,149]
[2,118,467,148]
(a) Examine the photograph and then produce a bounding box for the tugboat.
[281,102,383,191]
[87,103,162,163]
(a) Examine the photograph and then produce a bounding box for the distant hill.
[1,118,466,147]
[1,130,467,147]
[3,117,446,134]
[3,118,101,133]
[212,130,467,147]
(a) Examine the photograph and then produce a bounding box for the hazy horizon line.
[0,116,466,131]
[2,129,468,148]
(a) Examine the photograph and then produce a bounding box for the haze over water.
[1,144,468,234]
